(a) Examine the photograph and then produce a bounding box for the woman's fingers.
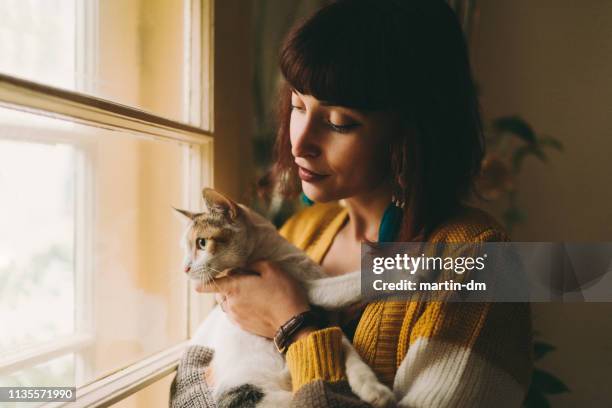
[195,275,234,293]
[204,366,215,387]
[194,267,255,293]
[192,260,310,338]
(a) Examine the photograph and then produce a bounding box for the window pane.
[0,141,76,352]
[0,353,75,408]
[0,353,75,387]
[0,0,76,90]
[0,106,206,386]
[0,0,202,125]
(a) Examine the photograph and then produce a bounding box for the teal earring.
[377,194,404,242]
[301,192,314,206]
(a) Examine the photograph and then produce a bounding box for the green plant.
[476,115,564,234]
[523,333,570,407]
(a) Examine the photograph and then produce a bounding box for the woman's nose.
[291,120,321,159]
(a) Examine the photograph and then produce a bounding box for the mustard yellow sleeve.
[285,327,346,392]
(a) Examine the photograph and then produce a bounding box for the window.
[0,0,214,406]
[0,0,212,128]
[0,0,78,91]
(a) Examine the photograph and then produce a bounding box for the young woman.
[171,1,533,406]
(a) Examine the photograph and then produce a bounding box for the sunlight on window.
[0,0,76,89]
[0,353,74,388]
[0,105,200,390]
[0,140,76,353]
[0,0,195,125]
[0,1,212,403]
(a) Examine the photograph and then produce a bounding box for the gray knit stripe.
[169,345,369,407]
[170,345,217,408]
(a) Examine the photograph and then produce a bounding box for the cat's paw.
[354,381,396,408]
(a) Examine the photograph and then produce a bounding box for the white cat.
[175,188,395,408]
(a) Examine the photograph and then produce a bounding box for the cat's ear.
[202,188,238,221]
[173,207,197,220]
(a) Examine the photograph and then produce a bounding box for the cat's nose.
[184,265,191,273]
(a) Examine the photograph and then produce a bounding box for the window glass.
[0,106,204,387]
[0,0,197,125]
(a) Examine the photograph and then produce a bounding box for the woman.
[171,0,533,406]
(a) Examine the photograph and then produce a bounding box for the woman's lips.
[298,166,329,182]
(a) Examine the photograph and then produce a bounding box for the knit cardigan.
[170,202,534,407]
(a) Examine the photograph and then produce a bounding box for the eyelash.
[325,121,356,133]
[290,105,359,134]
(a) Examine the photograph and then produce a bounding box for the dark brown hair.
[272,0,484,241]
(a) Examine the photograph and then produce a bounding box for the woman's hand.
[196,260,310,338]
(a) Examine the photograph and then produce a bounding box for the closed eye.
[291,102,360,133]
[324,120,360,133]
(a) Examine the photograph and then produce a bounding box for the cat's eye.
[196,238,207,250]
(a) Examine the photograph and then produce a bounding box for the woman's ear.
[201,188,238,221]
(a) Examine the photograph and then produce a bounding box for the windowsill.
[42,342,187,408]
[0,333,94,377]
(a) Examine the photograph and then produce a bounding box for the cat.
[175,188,396,408]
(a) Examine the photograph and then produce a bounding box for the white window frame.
[0,0,215,405]
[0,129,94,379]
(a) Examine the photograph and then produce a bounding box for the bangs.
[279,0,411,111]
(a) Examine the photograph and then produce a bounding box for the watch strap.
[273,309,325,354]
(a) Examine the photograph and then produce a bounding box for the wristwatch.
[273,309,325,354]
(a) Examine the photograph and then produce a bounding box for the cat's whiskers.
[204,265,224,274]
[196,267,212,285]
[193,264,224,286]
[191,265,238,298]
